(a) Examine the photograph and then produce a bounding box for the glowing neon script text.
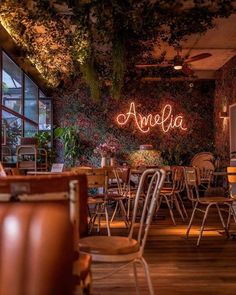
[116,102,187,133]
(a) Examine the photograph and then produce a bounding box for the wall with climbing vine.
[214,56,236,165]
[53,79,215,166]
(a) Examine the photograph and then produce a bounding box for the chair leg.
[173,195,185,221]
[230,204,236,223]
[226,205,232,230]
[197,204,211,246]
[133,261,140,295]
[177,192,188,218]
[104,204,111,236]
[186,202,198,238]
[155,196,163,214]
[216,204,229,238]
[164,195,176,225]
[110,201,119,223]
[127,197,131,220]
[118,199,129,228]
[140,257,154,295]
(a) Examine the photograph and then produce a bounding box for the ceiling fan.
[135,47,212,76]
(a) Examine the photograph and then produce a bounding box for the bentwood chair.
[79,169,166,295]
[157,166,187,225]
[184,167,236,246]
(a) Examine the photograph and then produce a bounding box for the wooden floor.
[90,207,236,295]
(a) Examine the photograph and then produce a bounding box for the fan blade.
[185,53,212,63]
[182,63,194,76]
[135,62,171,68]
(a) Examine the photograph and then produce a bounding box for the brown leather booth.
[0,202,73,295]
[0,172,88,237]
[0,173,91,294]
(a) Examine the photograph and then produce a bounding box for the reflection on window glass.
[24,122,38,138]
[24,75,38,122]
[1,111,22,163]
[2,52,22,114]
[39,99,52,130]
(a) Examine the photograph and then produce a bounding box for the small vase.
[110,157,116,167]
[101,156,107,167]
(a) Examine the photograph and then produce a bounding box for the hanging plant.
[111,34,126,101]
[0,0,234,93]
[80,57,101,103]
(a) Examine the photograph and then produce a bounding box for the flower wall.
[214,56,236,164]
[53,79,215,166]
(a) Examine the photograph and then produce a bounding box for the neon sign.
[116,102,187,133]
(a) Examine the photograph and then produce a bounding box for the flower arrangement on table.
[94,137,121,166]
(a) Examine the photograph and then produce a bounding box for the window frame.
[0,49,52,162]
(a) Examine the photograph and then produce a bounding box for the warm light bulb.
[174,65,183,70]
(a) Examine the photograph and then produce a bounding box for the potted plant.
[54,126,80,167]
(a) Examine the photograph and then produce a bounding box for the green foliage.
[1,0,234,95]
[35,131,51,148]
[54,126,80,167]
[112,35,126,100]
[34,131,56,168]
[80,59,101,103]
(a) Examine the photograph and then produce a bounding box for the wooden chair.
[157,166,187,225]
[106,167,129,227]
[227,166,236,198]
[0,174,91,294]
[79,168,111,235]
[74,167,129,234]
[191,152,215,192]
[184,167,236,246]
[79,169,166,295]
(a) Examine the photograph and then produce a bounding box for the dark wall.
[214,56,236,165]
[53,79,215,166]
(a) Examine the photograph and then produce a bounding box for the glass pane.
[2,110,22,163]
[39,90,47,99]
[24,122,38,138]
[2,52,22,114]
[24,75,38,122]
[39,99,52,130]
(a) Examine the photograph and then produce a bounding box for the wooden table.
[27,171,63,175]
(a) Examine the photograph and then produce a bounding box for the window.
[0,50,52,164]
[2,111,22,163]
[2,52,22,114]
[24,75,38,122]
[39,91,52,131]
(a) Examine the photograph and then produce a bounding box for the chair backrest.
[0,173,88,237]
[227,166,236,184]
[227,166,236,197]
[84,168,108,189]
[129,169,166,255]
[112,167,131,195]
[171,166,185,191]
[0,201,73,295]
[184,167,200,202]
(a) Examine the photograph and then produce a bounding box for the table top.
[213,171,236,176]
[27,171,63,175]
